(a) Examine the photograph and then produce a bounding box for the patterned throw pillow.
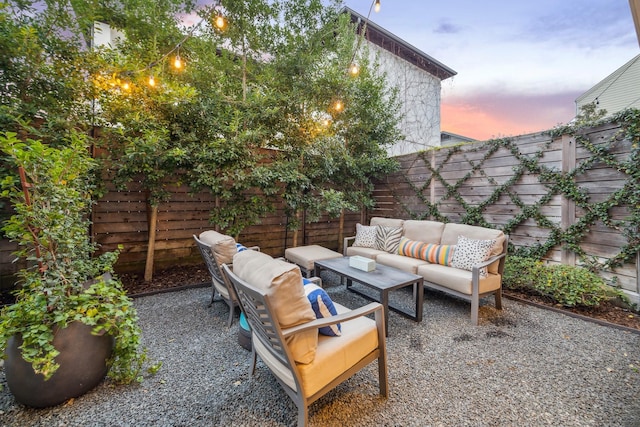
[397,237,455,265]
[303,279,341,336]
[375,226,403,253]
[450,235,496,278]
[353,223,377,248]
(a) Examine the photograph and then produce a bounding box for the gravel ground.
[1,273,640,427]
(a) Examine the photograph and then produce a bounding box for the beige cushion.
[284,245,342,271]
[199,230,237,264]
[233,250,317,364]
[345,246,387,259]
[417,263,502,295]
[402,220,445,243]
[376,253,428,274]
[370,217,405,229]
[254,302,379,397]
[440,223,505,274]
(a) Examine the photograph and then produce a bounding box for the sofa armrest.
[343,236,356,255]
[474,252,507,269]
[282,302,383,337]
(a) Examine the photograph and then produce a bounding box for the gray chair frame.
[222,263,388,427]
[193,234,241,327]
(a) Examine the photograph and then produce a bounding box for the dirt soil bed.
[117,264,640,333]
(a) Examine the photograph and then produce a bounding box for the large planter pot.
[4,321,114,408]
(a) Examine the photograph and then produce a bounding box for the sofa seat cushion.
[417,263,502,295]
[234,250,318,364]
[346,246,387,259]
[440,223,505,274]
[376,253,428,274]
[402,220,445,243]
[252,302,379,398]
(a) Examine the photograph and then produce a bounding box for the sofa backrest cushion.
[199,230,237,264]
[370,217,405,229]
[233,249,318,364]
[441,223,505,274]
[403,220,445,243]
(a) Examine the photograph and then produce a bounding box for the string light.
[214,14,226,30]
[374,0,381,13]
[148,74,156,87]
[348,62,360,76]
[333,100,344,113]
[174,52,183,69]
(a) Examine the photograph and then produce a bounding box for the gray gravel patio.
[1,273,639,427]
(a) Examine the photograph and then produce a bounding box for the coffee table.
[314,257,424,335]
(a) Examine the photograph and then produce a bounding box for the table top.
[314,256,423,290]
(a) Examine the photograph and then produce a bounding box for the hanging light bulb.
[174,54,182,69]
[148,74,156,87]
[374,0,381,13]
[214,14,227,30]
[348,62,360,76]
[122,81,131,91]
[333,100,344,112]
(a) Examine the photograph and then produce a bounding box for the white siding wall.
[576,54,640,116]
[366,42,442,157]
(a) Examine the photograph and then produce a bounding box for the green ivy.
[385,108,640,284]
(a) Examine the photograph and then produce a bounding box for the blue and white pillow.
[303,280,341,336]
[236,243,248,252]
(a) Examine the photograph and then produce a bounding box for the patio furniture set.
[193,217,508,426]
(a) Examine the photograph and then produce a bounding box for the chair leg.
[209,284,216,307]
[297,403,308,427]
[495,288,503,310]
[250,348,257,375]
[226,301,235,327]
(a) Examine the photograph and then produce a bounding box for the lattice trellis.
[375,114,639,293]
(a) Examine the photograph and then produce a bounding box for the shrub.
[503,255,619,308]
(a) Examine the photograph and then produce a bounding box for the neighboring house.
[575,53,640,117]
[440,131,476,147]
[92,21,125,48]
[345,8,456,157]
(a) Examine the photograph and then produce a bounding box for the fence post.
[561,134,576,266]
[430,150,436,219]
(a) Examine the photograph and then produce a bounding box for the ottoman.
[284,245,342,277]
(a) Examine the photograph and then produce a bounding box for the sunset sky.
[344,0,640,140]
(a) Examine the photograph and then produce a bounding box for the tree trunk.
[144,204,158,282]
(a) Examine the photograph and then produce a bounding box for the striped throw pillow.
[375,226,403,253]
[397,237,455,266]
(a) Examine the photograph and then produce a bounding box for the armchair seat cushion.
[254,302,379,398]
[345,246,387,259]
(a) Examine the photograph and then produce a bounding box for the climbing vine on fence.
[383,108,640,280]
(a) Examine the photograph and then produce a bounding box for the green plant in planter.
[0,130,158,383]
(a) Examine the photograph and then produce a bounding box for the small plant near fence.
[503,255,628,309]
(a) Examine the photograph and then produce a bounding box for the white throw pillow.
[353,223,377,248]
[450,235,496,278]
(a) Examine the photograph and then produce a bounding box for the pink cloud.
[442,91,581,140]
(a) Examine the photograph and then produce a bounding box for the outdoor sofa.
[344,217,508,325]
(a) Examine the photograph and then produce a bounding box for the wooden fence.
[1,122,638,304]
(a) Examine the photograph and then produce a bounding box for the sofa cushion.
[375,226,403,253]
[199,230,237,264]
[370,217,405,229]
[417,263,502,295]
[450,235,496,278]
[376,252,428,274]
[345,246,387,259]
[402,220,445,243]
[353,223,377,248]
[441,223,505,274]
[233,250,318,364]
[303,281,341,337]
